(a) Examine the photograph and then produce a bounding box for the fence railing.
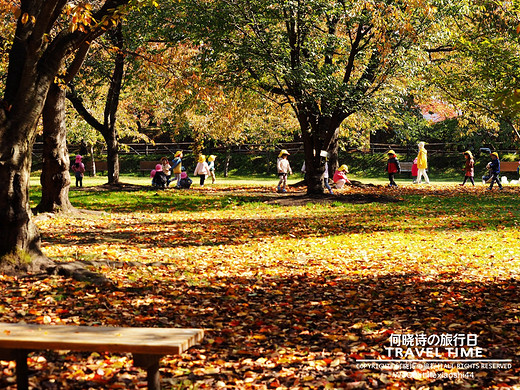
[31,142,518,158]
[31,142,306,156]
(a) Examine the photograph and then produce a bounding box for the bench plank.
[500,161,519,172]
[139,161,160,174]
[0,323,203,390]
[399,162,413,172]
[0,323,203,355]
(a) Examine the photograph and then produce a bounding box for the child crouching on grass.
[333,165,351,189]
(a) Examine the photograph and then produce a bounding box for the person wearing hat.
[71,155,86,187]
[277,149,292,192]
[416,141,430,184]
[487,151,503,190]
[460,151,475,186]
[386,150,401,187]
[151,163,168,188]
[207,155,217,184]
[194,154,211,187]
[333,164,351,189]
[171,151,183,188]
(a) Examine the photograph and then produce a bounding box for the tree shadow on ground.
[41,208,515,251]
[0,271,518,389]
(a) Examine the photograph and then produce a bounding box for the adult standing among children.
[416,141,430,184]
[194,154,211,187]
[460,151,475,186]
[488,152,503,190]
[277,150,292,192]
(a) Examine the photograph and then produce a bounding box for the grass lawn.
[4,176,520,389]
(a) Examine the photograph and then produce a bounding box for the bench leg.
[15,350,29,390]
[133,354,162,390]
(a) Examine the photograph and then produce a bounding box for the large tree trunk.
[103,23,124,185]
[35,84,74,213]
[0,128,53,273]
[299,113,344,195]
[105,130,120,184]
[0,0,134,272]
[67,23,125,185]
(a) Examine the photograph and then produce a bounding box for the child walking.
[194,154,211,186]
[487,152,503,190]
[386,150,401,187]
[277,149,292,192]
[411,157,418,183]
[460,151,475,186]
[416,141,430,184]
[323,159,333,194]
[71,155,85,187]
[207,155,217,184]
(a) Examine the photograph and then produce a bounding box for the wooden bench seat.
[399,161,413,173]
[500,161,519,173]
[139,161,159,174]
[83,160,108,175]
[0,322,203,390]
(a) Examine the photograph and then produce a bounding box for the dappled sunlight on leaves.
[3,185,520,388]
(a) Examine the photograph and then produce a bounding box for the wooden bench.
[139,160,159,174]
[0,322,203,390]
[84,160,108,175]
[398,161,427,174]
[399,161,413,173]
[500,161,520,173]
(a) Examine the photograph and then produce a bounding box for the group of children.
[277,142,510,194]
[150,151,217,189]
[72,144,509,192]
[386,142,505,190]
[386,141,429,187]
[276,149,351,193]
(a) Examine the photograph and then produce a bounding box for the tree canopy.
[176,0,451,193]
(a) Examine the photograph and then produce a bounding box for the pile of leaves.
[2,184,520,389]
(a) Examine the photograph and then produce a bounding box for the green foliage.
[427,0,520,144]
[176,0,449,185]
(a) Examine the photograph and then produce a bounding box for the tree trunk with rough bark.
[35,84,74,214]
[299,111,343,195]
[0,127,54,273]
[104,130,120,184]
[67,23,125,185]
[0,0,133,272]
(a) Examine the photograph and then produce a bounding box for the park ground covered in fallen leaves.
[2,183,520,389]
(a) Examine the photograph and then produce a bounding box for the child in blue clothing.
[207,155,216,184]
[487,152,503,190]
